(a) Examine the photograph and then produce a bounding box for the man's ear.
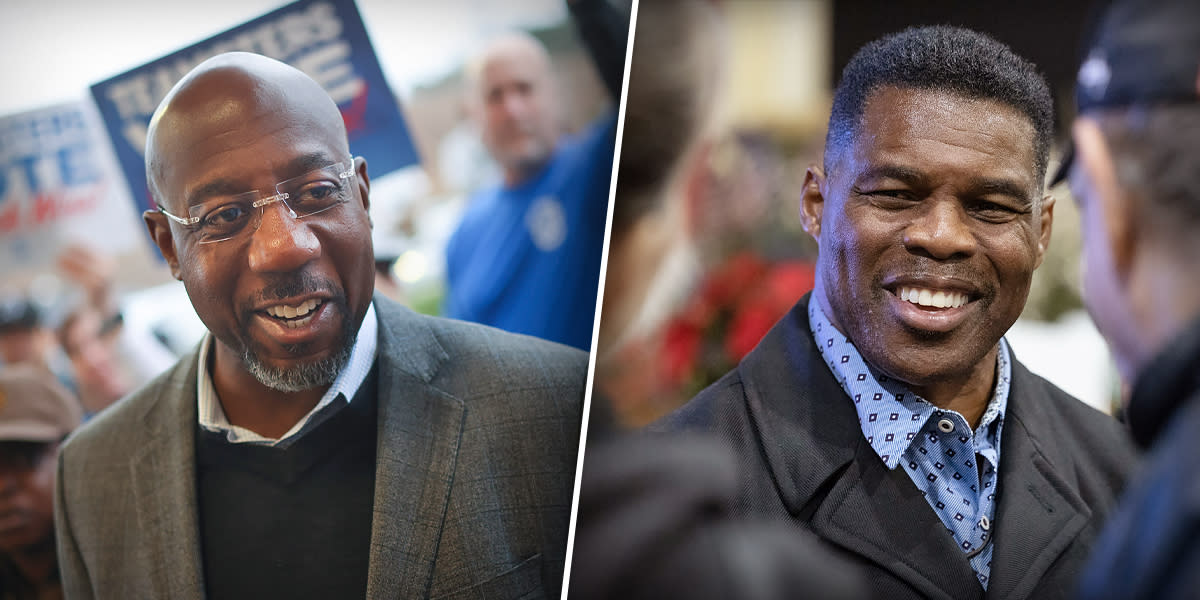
[143,210,182,280]
[1074,118,1136,279]
[1034,194,1055,270]
[354,156,371,214]
[800,165,827,243]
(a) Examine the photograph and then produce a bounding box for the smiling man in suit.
[657,26,1138,599]
[52,52,585,600]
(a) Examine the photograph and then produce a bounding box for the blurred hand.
[56,244,117,312]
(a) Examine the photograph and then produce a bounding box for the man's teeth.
[265,298,321,320]
[898,286,968,309]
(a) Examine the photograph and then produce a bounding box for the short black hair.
[826,25,1055,185]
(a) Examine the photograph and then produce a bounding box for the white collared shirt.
[196,302,378,447]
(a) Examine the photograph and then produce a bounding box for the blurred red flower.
[659,252,815,392]
[662,319,703,386]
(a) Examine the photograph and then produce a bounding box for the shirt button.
[980,516,991,531]
[937,419,955,433]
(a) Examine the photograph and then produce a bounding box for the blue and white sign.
[89,0,419,215]
[0,101,140,276]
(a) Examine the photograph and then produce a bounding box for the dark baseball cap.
[0,298,41,333]
[1049,0,1200,186]
[0,365,82,442]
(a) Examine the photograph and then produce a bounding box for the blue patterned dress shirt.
[807,299,1011,589]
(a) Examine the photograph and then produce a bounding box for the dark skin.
[143,54,375,438]
[801,86,1053,427]
[0,442,59,595]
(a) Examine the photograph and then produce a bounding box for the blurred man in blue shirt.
[444,0,625,351]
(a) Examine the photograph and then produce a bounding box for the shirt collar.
[196,302,378,446]
[807,297,1010,469]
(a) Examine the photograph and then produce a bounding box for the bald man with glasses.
[53,52,586,600]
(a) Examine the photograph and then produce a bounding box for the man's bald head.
[139,51,376,397]
[465,33,554,90]
[146,52,350,211]
[464,33,561,185]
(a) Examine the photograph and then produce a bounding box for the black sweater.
[195,366,379,599]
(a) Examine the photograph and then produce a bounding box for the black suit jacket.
[656,295,1138,599]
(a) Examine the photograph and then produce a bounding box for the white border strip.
[560,0,640,596]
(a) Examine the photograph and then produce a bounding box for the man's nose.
[501,89,530,119]
[246,201,321,273]
[902,198,978,260]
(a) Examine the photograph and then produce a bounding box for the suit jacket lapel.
[365,298,466,599]
[986,360,1091,600]
[811,441,984,600]
[128,346,206,599]
[740,295,980,599]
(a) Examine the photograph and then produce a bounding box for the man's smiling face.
[805,85,1052,390]
[145,59,375,393]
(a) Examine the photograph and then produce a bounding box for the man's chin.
[235,294,359,393]
[506,146,553,173]
[865,341,993,389]
[0,526,48,554]
[242,346,352,393]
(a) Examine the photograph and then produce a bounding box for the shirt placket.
[944,416,998,589]
[916,411,991,556]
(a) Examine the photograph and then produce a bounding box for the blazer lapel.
[740,295,980,599]
[808,442,983,600]
[365,298,466,599]
[128,347,206,599]
[986,360,1091,600]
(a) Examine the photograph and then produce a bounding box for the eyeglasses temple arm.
[157,206,199,226]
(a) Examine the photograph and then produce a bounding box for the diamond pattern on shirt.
[807,298,1010,589]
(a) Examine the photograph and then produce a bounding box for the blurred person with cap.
[1059,0,1200,597]
[54,302,177,418]
[55,244,180,417]
[657,24,1138,598]
[51,244,175,415]
[55,308,135,417]
[0,301,48,369]
[0,365,81,600]
[570,1,865,598]
[442,0,626,351]
[0,300,73,396]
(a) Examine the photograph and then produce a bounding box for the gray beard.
[241,323,358,393]
[242,342,354,393]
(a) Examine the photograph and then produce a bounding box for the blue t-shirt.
[444,115,615,351]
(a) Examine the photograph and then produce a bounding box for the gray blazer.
[656,294,1139,599]
[54,296,586,599]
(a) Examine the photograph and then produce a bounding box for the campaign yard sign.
[90,0,419,216]
[0,101,141,277]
